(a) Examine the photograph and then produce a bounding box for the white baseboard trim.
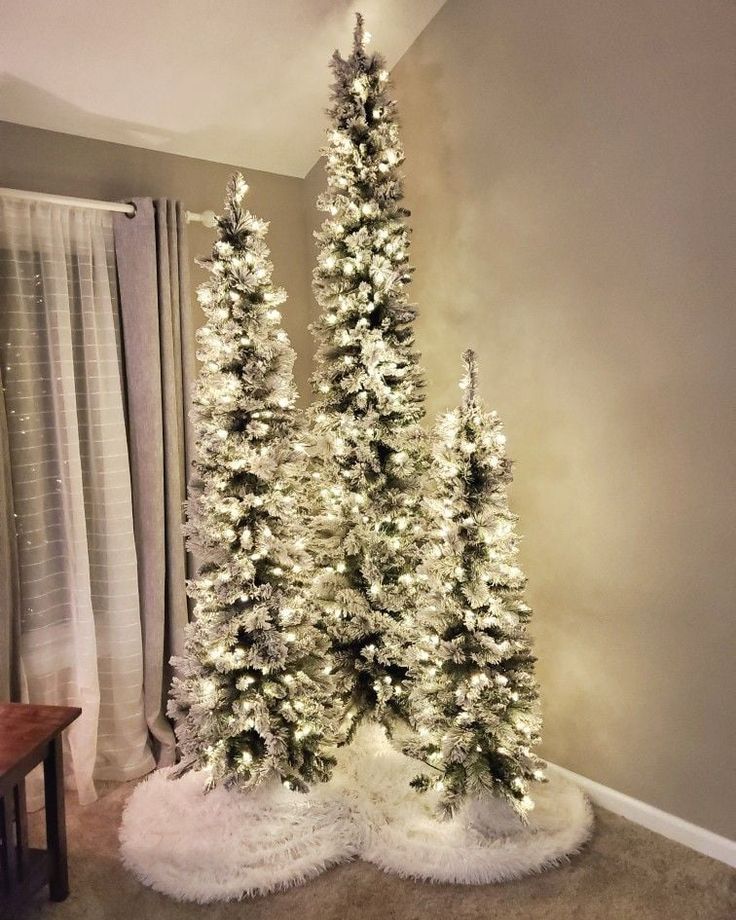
[546,762,736,868]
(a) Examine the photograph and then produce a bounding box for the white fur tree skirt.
[330,723,594,885]
[120,726,593,899]
[119,768,358,902]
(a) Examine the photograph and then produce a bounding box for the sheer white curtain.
[0,198,153,803]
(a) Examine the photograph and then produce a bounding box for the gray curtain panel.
[0,365,21,703]
[113,199,196,766]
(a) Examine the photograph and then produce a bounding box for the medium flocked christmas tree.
[168,174,337,792]
[406,351,545,819]
[307,14,427,732]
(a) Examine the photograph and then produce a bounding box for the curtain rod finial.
[186,209,217,228]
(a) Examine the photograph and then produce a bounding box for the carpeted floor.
[16,780,736,920]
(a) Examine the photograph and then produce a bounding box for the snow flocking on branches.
[168,174,339,793]
[405,350,545,820]
[306,14,429,733]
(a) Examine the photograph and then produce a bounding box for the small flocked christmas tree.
[307,15,427,732]
[168,174,337,792]
[406,351,545,819]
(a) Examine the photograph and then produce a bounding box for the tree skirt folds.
[119,769,358,902]
[331,722,594,885]
[120,728,593,900]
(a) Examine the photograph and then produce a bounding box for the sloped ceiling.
[0,0,446,177]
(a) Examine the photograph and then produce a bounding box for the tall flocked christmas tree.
[406,351,545,819]
[307,15,427,732]
[168,174,337,792]
[120,22,595,898]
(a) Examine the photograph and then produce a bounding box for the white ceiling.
[0,0,446,178]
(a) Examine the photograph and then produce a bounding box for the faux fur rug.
[329,723,595,885]
[119,768,358,902]
[120,727,593,899]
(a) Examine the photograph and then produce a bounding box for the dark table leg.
[43,736,69,901]
[0,791,16,899]
[14,780,28,882]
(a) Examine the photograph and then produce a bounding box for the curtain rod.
[0,187,217,227]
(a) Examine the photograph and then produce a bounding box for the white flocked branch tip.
[353,11,370,49]
[460,348,478,406]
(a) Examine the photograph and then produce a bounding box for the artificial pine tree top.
[307,15,427,731]
[406,350,545,820]
[313,13,423,420]
[168,174,337,792]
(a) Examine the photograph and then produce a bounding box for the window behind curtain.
[0,198,153,803]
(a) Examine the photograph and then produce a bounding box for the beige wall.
[381,0,735,838]
[0,121,314,398]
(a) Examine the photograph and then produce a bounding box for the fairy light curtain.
[0,198,154,803]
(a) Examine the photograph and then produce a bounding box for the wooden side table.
[0,703,81,914]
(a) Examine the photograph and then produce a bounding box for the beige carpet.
[18,780,736,920]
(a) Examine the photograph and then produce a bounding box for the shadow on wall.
[0,72,315,174]
[0,75,180,155]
